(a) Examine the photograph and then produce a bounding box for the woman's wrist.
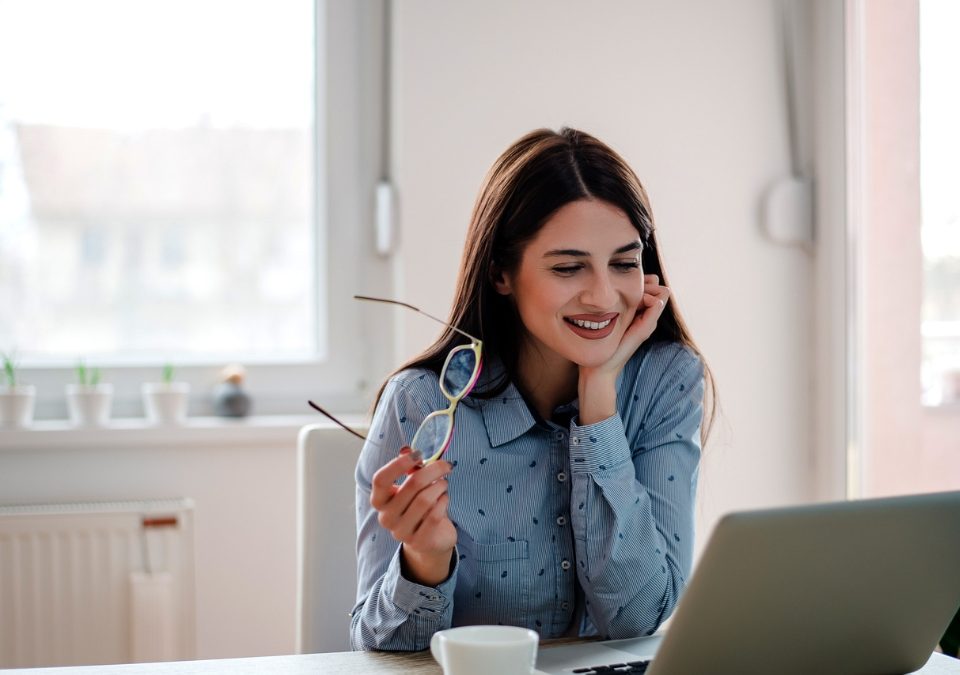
[400,544,455,587]
[578,371,618,425]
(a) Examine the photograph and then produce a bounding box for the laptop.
[535,490,960,675]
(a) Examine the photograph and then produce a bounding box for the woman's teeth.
[568,318,612,330]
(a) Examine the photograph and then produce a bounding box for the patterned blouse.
[351,340,705,651]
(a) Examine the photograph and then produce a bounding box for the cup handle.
[430,631,444,669]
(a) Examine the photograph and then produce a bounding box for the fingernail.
[398,446,411,456]
[408,449,423,464]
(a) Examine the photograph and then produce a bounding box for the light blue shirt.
[351,340,704,651]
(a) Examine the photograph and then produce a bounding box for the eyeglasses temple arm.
[307,401,368,441]
[353,295,481,343]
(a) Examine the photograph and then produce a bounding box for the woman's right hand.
[370,447,457,586]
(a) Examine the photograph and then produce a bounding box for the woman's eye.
[551,265,582,275]
[612,261,641,272]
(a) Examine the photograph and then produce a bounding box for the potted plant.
[142,363,190,425]
[66,360,113,427]
[0,352,36,428]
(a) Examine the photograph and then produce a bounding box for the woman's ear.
[490,265,513,296]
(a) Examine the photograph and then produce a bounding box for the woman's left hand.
[578,274,670,423]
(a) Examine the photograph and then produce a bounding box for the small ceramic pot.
[66,383,113,427]
[142,382,190,425]
[0,385,37,428]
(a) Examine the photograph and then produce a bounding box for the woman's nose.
[579,272,618,308]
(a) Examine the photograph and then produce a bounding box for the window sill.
[0,414,368,452]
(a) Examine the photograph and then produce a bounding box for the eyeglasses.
[308,295,483,465]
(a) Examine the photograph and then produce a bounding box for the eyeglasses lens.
[411,411,452,459]
[442,346,479,398]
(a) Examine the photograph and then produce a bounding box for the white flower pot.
[142,382,190,425]
[66,383,113,427]
[0,384,36,428]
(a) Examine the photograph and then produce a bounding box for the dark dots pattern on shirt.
[633,394,639,401]
[399,416,407,423]
[679,383,685,391]
[535,620,542,627]
[529,460,537,468]
[589,436,597,443]
[459,554,466,560]
[500,571,508,578]
[673,533,680,541]
[668,475,675,481]
[532,517,539,524]
[598,465,606,471]
[451,460,458,467]
[478,509,486,516]
[635,497,640,505]
[480,457,488,465]
[618,532,624,539]
[574,457,585,463]
[538,568,545,576]
[506,485,513,493]
[371,534,377,541]
[675,432,683,439]
[578,502,584,510]
[507,536,515,542]
[378,433,384,440]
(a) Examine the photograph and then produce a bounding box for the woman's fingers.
[369,449,423,510]
[390,479,450,541]
[625,283,669,343]
[374,458,452,532]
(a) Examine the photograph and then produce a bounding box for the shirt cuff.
[382,544,458,615]
[568,413,632,473]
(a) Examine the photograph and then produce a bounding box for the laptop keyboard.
[572,660,652,674]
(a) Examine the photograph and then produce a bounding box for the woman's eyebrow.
[543,240,642,258]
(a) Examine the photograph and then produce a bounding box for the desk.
[4,649,959,674]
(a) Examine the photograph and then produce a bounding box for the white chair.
[296,423,366,654]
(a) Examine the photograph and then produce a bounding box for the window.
[0,0,315,360]
[0,0,394,417]
[920,0,960,406]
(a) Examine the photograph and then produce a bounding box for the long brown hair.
[378,127,716,442]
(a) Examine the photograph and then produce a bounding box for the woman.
[351,127,716,651]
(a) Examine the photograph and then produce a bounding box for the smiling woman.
[350,127,717,651]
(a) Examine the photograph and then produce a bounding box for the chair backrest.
[296,423,365,654]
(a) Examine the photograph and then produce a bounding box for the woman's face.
[495,199,645,370]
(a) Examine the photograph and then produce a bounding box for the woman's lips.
[563,313,619,340]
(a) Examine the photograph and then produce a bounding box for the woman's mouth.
[563,313,618,339]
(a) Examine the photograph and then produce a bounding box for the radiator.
[0,499,196,668]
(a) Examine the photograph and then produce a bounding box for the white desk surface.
[4,649,959,674]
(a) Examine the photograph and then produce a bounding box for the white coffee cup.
[430,625,539,675]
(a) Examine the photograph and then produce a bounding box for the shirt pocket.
[456,539,531,626]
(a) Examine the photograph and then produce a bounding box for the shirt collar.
[467,357,538,448]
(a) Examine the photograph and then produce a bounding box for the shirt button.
[555,431,564,440]
[572,437,580,445]
[556,516,567,526]
[561,602,570,610]
[561,560,571,571]
[557,472,567,482]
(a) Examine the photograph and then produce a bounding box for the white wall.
[389,0,834,545]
